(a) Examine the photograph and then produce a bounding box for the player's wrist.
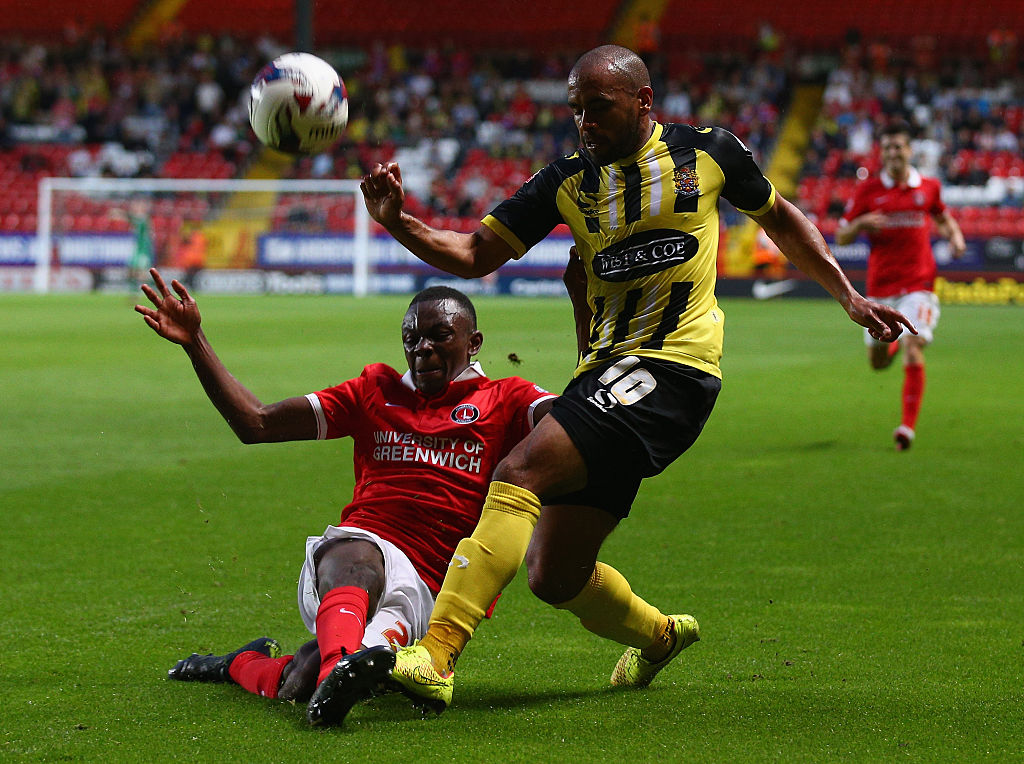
[388,210,419,235]
[182,327,208,353]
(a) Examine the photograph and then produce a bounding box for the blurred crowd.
[0,27,1021,224]
[0,32,275,174]
[0,30,790,221]
[801,29,1023,217]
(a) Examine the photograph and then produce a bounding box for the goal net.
[34,177,373,294]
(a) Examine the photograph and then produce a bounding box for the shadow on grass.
[279,684,618,732]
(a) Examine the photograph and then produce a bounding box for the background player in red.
[135,269,555,725]
[836,121,966,450]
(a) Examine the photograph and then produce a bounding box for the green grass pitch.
[2,291,1022,761]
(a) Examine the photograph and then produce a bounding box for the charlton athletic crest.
[450,404,480,424]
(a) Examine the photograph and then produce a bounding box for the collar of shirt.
[612,121,664,168]
[880,166,922,189]
[399,361,487,392]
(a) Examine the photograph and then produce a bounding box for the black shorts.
[545,356,721,520]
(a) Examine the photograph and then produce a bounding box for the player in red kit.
[135,269,555,726]
[837,121,965,450]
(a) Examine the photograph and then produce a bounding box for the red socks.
[901,363,925,429]
[229,652,293,698]
[225,586,370,697]
[315,586,370,684]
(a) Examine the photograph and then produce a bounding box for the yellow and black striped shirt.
[482,122,776,378]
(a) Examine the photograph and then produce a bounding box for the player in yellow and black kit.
[484,121,775,377]
[347,44,916,716]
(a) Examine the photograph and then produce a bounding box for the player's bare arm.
[751,196,916,341]
[135,268,316,443]
[531,397,556,427]
[834,211,887,245]
[360,161,516,278]
[563,246,591,358]
[934,209,967,258]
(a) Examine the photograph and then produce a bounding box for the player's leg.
[865,295,901,370]
[304,538,388,725]
[869,339,900,370]
[893,291,938,450]
[395,357,718,704]
[531,499,696,688]
[416,414,588,674]
[526,504,617,604]
[387,416,587,712]
[895,334,927,450]
[218,638,309,701]
[311,538,386,683]
[535,357,714,686]
[167,636,285,686]
[277,639,320,702]
[531,503,678,657]
[305,529,434,724]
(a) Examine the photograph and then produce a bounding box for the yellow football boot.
[610,614,700,688]
[389,643,453,713]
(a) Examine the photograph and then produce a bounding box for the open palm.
[135,268,201,346]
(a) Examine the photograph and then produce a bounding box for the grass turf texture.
[1,292,1021,761]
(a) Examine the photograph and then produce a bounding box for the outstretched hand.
[134,268,201,346]
[846,294,917,343]
[360,161,406,228]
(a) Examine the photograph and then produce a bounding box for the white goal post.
[35,176,370,294]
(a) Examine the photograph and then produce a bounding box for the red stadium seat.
[176,0,618,52]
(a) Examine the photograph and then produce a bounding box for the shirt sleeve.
[481,163,565,258]
[704,127,775,214]
[307,374,364,440]
[499,378,557,450]
[840,182,870,225]
[930,180,947,216]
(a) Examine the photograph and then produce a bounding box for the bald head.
[569,45,651,92]
[567,45,654,165]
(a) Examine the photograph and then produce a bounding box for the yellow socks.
[554,561,670,653]
[640,614,676,662]
[417,486,671,671]
[420,481,541,673]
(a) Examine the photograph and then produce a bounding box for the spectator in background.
[176,227,207,287]
[836,121,966,451]
[195,68,225,126]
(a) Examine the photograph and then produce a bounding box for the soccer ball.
[249,52,348,155]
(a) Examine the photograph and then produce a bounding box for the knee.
[492,455,531,491]
[314,540,385,601]
[904,339,926,365]
[316,560,382,600]
[525,545,589,605]
[526,565,563,605]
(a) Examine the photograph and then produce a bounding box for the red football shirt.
[305,362,555,593]
[841,168,946,297]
